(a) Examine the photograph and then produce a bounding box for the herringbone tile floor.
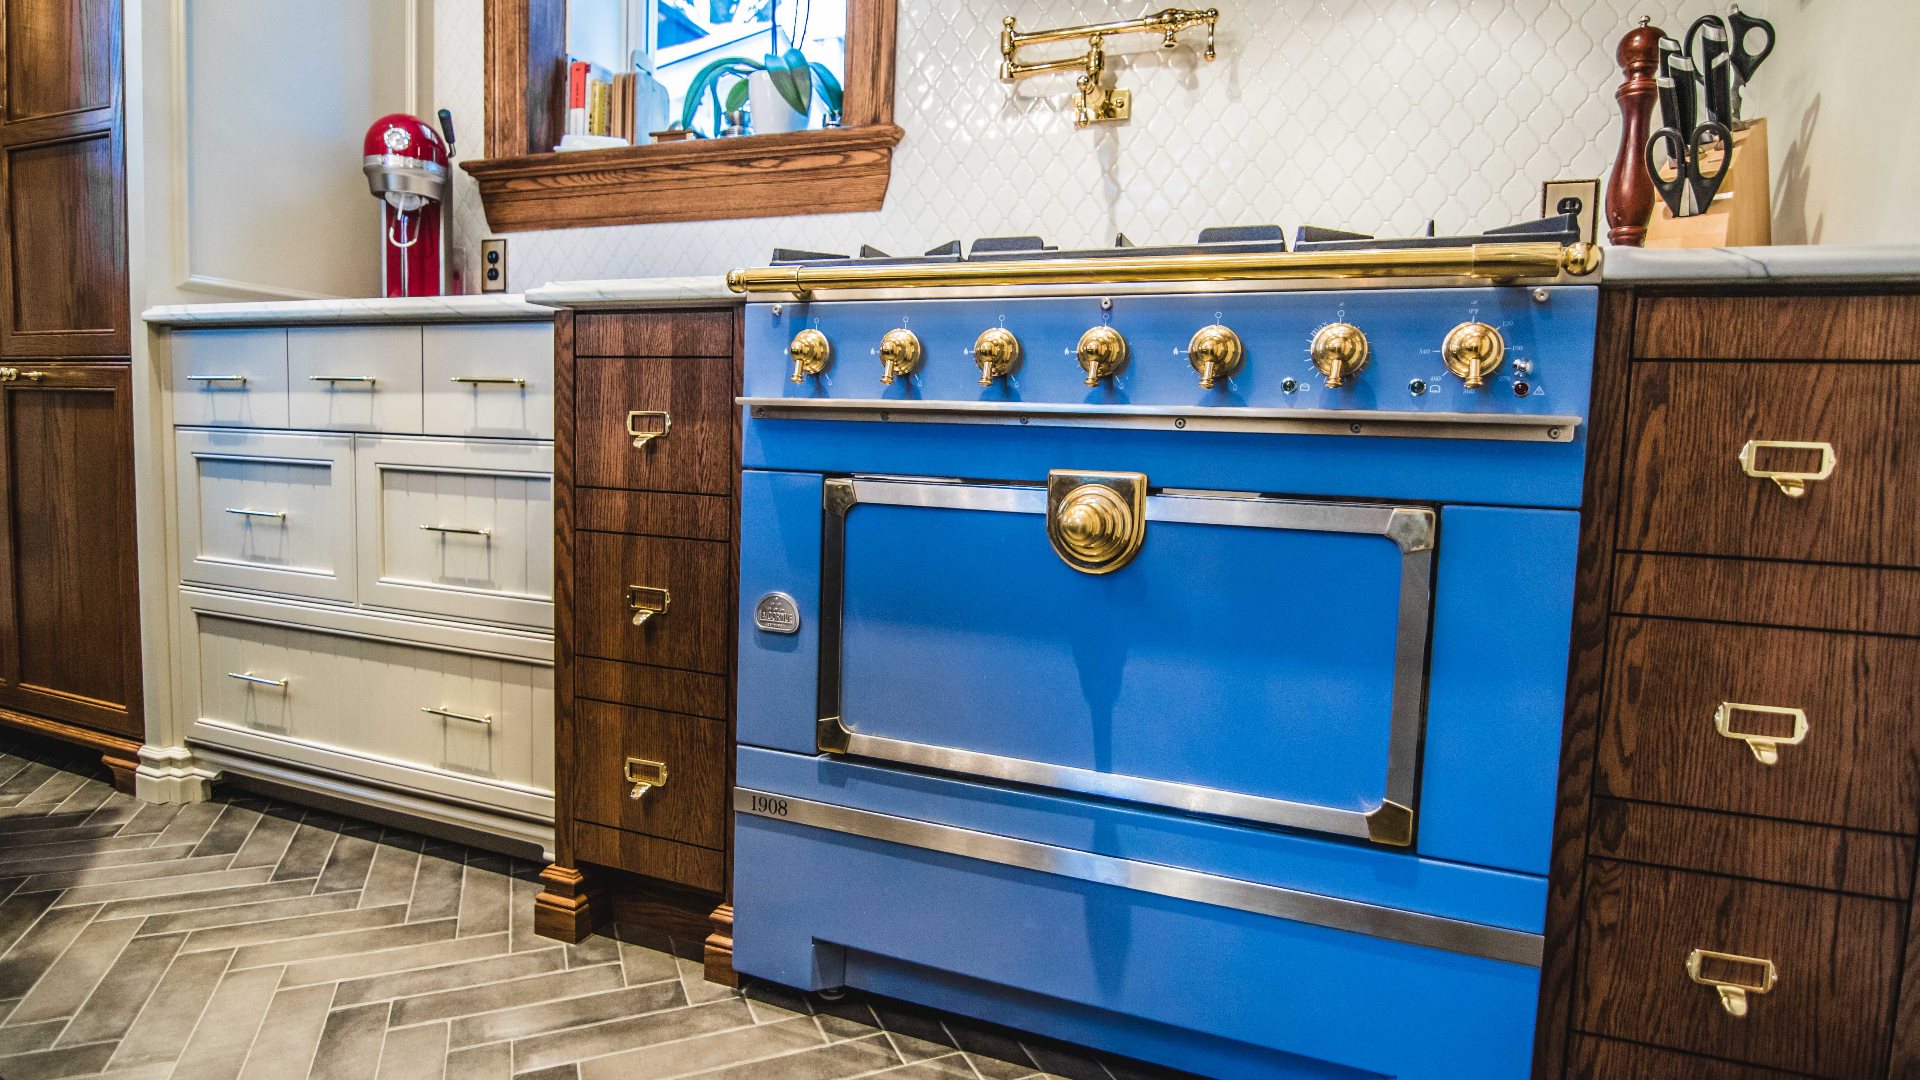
[0,737,1193,1080]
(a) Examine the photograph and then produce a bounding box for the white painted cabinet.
[171,329,291,428]
[288,326,424,433]
[423,324,555,439]
[175,429,356,601]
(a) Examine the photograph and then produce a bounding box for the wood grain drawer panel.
[575,658,727,720]
[1588,798,1915,900]
[575,489,730,542]
[1634,293,1920,360]
[1598,617,1920,833]
[574,312,733,358]
[1620,361,1919,566]
[575,532,730,675]
[572,700,724,849]
[572,820,725,893]
[1612,554,1920,638]
[1567,1035,1811,1079]
[574,356,733,495]
[1575,859,1901,1077]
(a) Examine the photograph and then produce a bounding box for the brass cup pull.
[626,410,671,448]
[1714,702,1808,765]
[627,585,670,627]
[1739,440,1836,498]
[625,757,668,800]
[1686,949,1777,1017]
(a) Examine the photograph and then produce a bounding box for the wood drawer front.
[576,658,728,720]
[1621,361,1918,567]
[1588,798,1916,901]
[192,611,555,795]
[575,532,730,675]
[422,323,555,439]
[175,430,356,602]
[1567,1035,1809,1079]
[288,326,424,433]
[574,311,733,358]
[571,820,725,893]
[1599,617,1920,834]
[575,489,730,542]
[1635,293,1920,361]
[1575,859,1901,1077]
[572,700,724,849]
[1614,554,1920,638]
[354,437,555,628]
[171,329,290,428]
[574,356,733,495]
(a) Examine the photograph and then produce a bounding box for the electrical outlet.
[1541,179,1601,244]
[479,238,508,293]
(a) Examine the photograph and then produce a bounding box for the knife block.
[1646,117,1772,247]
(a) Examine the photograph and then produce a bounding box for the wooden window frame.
[462,0,900,231]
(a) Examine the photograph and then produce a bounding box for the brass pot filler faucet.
[999,8,1220,127]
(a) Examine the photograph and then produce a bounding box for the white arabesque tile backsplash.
[433,0,1699,287]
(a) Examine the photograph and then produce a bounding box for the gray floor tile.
[115,801,183,837]
[946,1025,1039,1080]
[165,964,283,1080]
[17,851,241,894]
[509,999,757,1074]
[105,947,236,1070]
[449,980,685,1050]
[864,1056,982,1079]
[278,931,509,988]
[51,865,277,908]
[506,875,543,953]
[8,911,141,1023]
[15,770,87,808]
[618,938,681,988]
[677,1032,901,1080]
[573,1014,827,1080]
[0,1039,117,1079]
[93,877,321,921]
[0,1017,67,1055]
[0,839,185,877]
[389,964,624,1027]
[358,843,422,910]
[674,951,737,1006]
[229,917,455,970]
[0,889,58,956]
[190,804,265,859]
[234,983,334,1080]
[456,864,512,938]
[333,948,568,1008]
[408,853,465,922]
[152,801,225,849]
[55,932,186,1047]
[515,1065,578,1080]
[272,823,340,882]
[376,1020,450,1080]
[316,834,379,894]
[228,812,299,870]
[0,904,102,999]
[445,1039,509,1080]
[308,1001,393,1080]
[134,890,360,936]
[1024,1044,1112,1080]
[179,902,408,954]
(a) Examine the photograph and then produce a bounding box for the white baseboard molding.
[136,743,219,804]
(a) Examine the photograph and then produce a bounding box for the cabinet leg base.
[101,752,137,794]
[705,903,738,987]
[534,863,603,943]
[134,744,217,804]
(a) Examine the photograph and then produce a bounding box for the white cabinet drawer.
[288,326,423,433]
[355,437,554,627]
[175,430,355,601]
[423,323,554,439]
[188,604,553,804]
[171,329,290,428]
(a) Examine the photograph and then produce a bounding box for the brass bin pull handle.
[625,757,668,800]
[1686,949,1777,1017]
[627,585,670,627]
[626,410,671,448]
[1739,439,1836,498]
[1714,702,1808,765]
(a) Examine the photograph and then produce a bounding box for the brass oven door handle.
[449,376,526,386]
[626,410,671,448]
[186,374,249,384]
[225,507,287,521]
[227,671,288,689]
[308,375,378,385]
[1686,949,1777,1017]
[422,706,493,726]
[627,585,670,626]
[625,757,668,800]
[419,524,493,538]
[1714,702,1808,765]
[1738,439,1835,497]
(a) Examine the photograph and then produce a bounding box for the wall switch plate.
[479,238,508,293]
[1541,179,1601,245]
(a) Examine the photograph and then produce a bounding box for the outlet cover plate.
[1541,179,1601,245]
[479,238,508,293]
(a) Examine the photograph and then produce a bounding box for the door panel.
[0,130,126,355]
[4,0,116,122]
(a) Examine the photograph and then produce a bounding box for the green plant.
[675,49,845,134]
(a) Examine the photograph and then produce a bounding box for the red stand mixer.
[362,111,456,297]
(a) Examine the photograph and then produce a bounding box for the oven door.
[812,472,1433,846]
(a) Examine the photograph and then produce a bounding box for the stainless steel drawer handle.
[450,376,526,386]
[627,585,670,626]
[308,375,378,385]
[625,757,668,799]
[1738,439,1835,498]
[419,524,493,538]
[1714,702,1808,765]
[421,706,492,726]
[227,671,288,689]
[186,374,249,384]
[224,508,287,521]
[1686,949,1777,1017]
[626,410,671,448]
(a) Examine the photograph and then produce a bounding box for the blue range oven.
[730,270,1598,1079]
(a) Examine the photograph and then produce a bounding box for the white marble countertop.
[522,276,739,308]
[1602,244,1920,284]
[142,293,552,327]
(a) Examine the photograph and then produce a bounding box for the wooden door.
[0,363,142,735]
[0,0,127,357]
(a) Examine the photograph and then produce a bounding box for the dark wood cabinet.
[1537,289,1920,1079]
[539,307,741,985]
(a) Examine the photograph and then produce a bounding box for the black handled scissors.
[1686,7,1775,123]
[1647,102,1733,218]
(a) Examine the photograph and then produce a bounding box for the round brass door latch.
[1046,470,1147,574]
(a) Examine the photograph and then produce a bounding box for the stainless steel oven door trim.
[816,476,1435,846]
[736,789,1541,967]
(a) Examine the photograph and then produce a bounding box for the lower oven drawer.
[1575,859,1901,1078]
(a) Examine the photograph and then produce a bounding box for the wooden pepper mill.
[1606,17,1664,246]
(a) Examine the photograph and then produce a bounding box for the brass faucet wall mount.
[999,8,1220,127]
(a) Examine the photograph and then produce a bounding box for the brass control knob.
[973,328,1021,386]
[878,328,922,385]
[1310,322,1370,388]
[1442,321,1506,389]
[1075,326,1129,387]
[788,329,831,383]
[1188,325,1244,390]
